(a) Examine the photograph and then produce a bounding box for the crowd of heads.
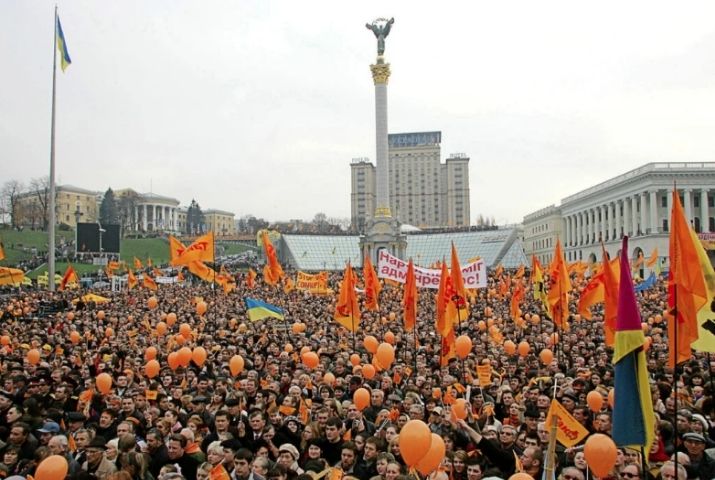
[0,266,712,480]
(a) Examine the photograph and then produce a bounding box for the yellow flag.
[476,364,492,387]
[545,399,589,447]
[689,228,715,353]
[171,232,215,266]
[0,239,5,261]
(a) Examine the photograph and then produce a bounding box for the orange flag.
[435,261,452,337]
[189,261,218,283]
[440,329,457,366]
[514,264,525,279]
[510,280,525,319]
[133,257,143,270]
[143,273,158,291]
[59,265,78,290]
[334,262,361,332]
[246,268,257,289]
[127,270,138,290]
[170,232,215,266]
[261,231,284,286]
[645,248,659,268]
[169,236,186,263]
[577,271,605,321]
[668,189,708,368]
[601,247,620,347]
[363,256,381,311]
[403,259,417,331]
[547,239,572,330]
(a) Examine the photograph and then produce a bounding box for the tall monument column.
[371,59,391,216]
[360,17,406,265]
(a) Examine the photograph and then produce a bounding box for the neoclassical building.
[115,189,181,233]
[523,162,715,267]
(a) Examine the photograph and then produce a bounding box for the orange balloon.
[230,355,245,376]
[300,346,311,355]
[147,296,158,310]
[353,387,371,411]
[517,341,530,357]
[69,331,81,345]
[455,335,472,359]
[453,398,468,420]
[644,337,652,352]
[608,388,615,408]
[508,474,535,480]
[399,420,432,467]
[504,340,516,355]
[587,391,604,413]
[96,373,113,394]
[192,346,208,366]
[530,314,540,324]
[177,347,192,367]
[539,348,553,365]
[323,372,336,385]
[549,333,560,345]
[284,344,294,353]
[105,327,113,338]
[302,351,319,369]
[97,310,105,320]
[485,307,493,317]
[166,312,177,326]
[432,388,442,399]
[389,312,396,321]
[145,346,158,361]
[363,364,376,379]
[145,359,160,378]
[384,331,395,345]
[67,311,75,321]
[168,352,180,370]
[27,348,41,365]
[584,433,617,477]
[478,320,487,331]
[196,301,207,316]
[35,455,69,480]
[363,335,379,354]
[350,353,361,366]
[179,323,192,339]
[175,334,186,345]
[416,434,446,475]
[376,342,395,368]
[292,323,302,334]
[1,335,12,346]
[156,321,167,336]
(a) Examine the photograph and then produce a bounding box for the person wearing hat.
[682,431,715,479]
[277,443,303,477]
[82,436,118,479]
[36,421,61,447]
[190,395,214,428]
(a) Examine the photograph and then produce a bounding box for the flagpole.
[48,5,59,291]
[671,184,681,479]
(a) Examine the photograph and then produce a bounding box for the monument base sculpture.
[360,215,407,266]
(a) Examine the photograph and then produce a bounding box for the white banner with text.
[376,250,486,289]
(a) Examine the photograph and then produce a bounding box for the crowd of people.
[0,265,711,480]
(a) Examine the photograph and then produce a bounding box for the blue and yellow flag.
[56,15,72,72]
[612,236,655,449]
[245,297,285,322]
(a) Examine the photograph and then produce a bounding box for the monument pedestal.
[360,214,407,265]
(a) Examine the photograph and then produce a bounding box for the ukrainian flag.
[56,15,72,71]
[245,297,285,322]
[611,236,655,449]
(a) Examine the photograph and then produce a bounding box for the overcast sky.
[3,1,715,225]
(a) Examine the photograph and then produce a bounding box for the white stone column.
[577,212,583,245]
[701,189,709,233]
[598,205,605,241]
[667,191,673,232]
[590,209,596,243]
[684,189,693,226]
[371,61,391,217]
[623,199,631,237]
[142,204,148,231]
[615,200,622,239]
[650,190,659,234]
[631,196,639,236]
[640,192,648,236]
[608,203,615,241]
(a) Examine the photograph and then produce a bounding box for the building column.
[598,205,605,242]
[578,212,584,245]
[623,199,631,237]
[142,204,148,231]
[631,195,639,236]
[640,192,648,236]
[608,202,615,241]
[684,189,693,226]
[702,189,710,233]
[650,190,659,234]
[615,200,621,239]
[667,191,673,232]
[568,215,574,246]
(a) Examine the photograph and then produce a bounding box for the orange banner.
[545,399,589,447]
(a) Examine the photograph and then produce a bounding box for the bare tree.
[1,180,24,228]
[29,176,50,230]
[118,190,139,236]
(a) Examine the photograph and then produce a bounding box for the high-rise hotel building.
[351,131,470,232]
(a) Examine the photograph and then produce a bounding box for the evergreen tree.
[99,188,120,225]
